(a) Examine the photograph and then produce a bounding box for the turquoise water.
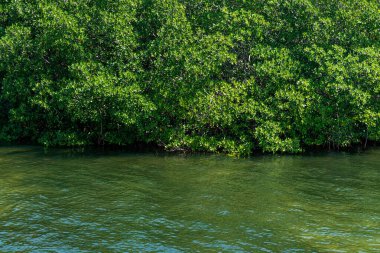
[0,147,379,252]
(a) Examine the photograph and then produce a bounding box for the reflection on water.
[0,147,379,252]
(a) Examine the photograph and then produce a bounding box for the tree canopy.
[1,0,379,155]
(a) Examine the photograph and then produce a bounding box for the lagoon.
[0,147,379,252]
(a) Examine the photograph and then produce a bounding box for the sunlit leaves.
[0,0,379,154]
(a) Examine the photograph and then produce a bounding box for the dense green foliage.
[1,0,379,155]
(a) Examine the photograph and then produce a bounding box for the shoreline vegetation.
[0,140,378,158]
[1,0,379,156]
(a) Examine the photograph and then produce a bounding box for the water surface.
[0,147,379,252]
